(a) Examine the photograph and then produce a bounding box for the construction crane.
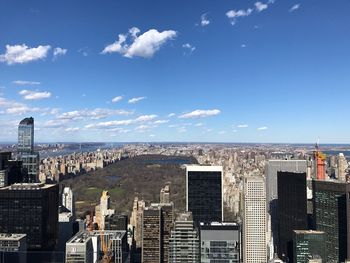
[100,229,113,262]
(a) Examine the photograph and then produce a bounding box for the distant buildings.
[292,230,325,263]
[169,212,200,263]
[312,179,350,262]
[200,222,240,263]
[0,233,27,263]
[0,183,58,250]
[243,176,267,263]
[186,165,223,223]
[277,172,308,261]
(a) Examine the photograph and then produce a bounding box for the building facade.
[186,165,223,223]
[312,179,350,262]
[292,230,325,263]
[169,212,200,263]
[200,222,240,263]
[0,183,59,250]
[243,176,267,263]
[277,172,308,261]
[0,233,27,263]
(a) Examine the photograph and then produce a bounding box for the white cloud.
[255,2,268,12]
[43,119,68,128]
[53,47,67,59]
[65,127,80,132]
[233,129,238,132]
[195,123,204,127]
[102,27,177,58]
[179,109,221,119]
[0,96,56,116]
[289,4,300,12]
[154,120,169,124]
[85,114,157,129]
[177,127,187,133]
[226,8,253,25]
[12,80,41,85]
[182,43,196,54]
[241,44,247,48]
[128,96,146,104]
[200,13,210,26]
[57,108,132,120]
[19,89,51,100]
[237,124,248,128]
[168,113,176,117]
[0,44,51,65]
[257,126,268,130]
[226,1,274,25]
[112,96,123,103]
[218,131,226,135]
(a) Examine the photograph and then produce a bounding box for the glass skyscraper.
[18,117,34,154]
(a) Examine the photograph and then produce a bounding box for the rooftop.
[0,183,56,191]
[0,233,26,241]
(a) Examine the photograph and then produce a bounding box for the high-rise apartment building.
[277,172,308,261]
[292,230,325,263]
[62,186,75,216]
[243,176,267,263]
[142,206,162,263]
[0,183,59,250]
[18,117,39,183]
[186,165,223,223]
[337,153,348,182]
[200,222,240,263]
[312,179,350,262]
[169,212,200,263]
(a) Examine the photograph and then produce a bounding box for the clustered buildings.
[0,116,350,262]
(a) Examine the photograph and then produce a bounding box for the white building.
[243,176,267,263]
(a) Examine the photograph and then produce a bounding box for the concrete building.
[169,212,199,263]
[0,233,27,263]
[186,165,223,223]
[243,176,267,263]
[95,190,115,230]
[337,153,348,181]
[160,183,170,204]
[292,230,325,263]
[200,222,240,263]
[62,186,75,216]
[130,197,145,248]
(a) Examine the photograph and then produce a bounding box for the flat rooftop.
[0,183,56,191]
[0,233,26,241]
[67,230,126,244]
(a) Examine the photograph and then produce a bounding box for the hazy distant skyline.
[1,0,350,143]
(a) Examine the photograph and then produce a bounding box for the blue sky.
[0,0,350,143]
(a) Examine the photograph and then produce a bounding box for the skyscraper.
[200,222,240,263]
[266,160,307,251]
[292,230,325,263]
[337,153,348,182]
[169,212,200,263]
[312,179,350,262]
[18,117,39,183]
[18,117,34,154]
[186,165,223,223]
[243,176,267,263]
[0,183,59,250]
[277,172,308,261]
[142,206,162,263]
[62,186,75,216]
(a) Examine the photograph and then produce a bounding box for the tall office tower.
[18,117,39,183]
[277,172,308,261]
[0,183,58,251]
[0,233,27,263]
[160,183,170,204]
[62,186,75,216]
[18,117,34,154]
[0,170,7,187]
[186,165,223,223]
[0,152,11,169]
[312,179,350,262]
[169,212,200,263]
[142,206,162,263]
[200,222,240,263]
[105,214,128,231]
[266,160,307,251]
[130,197,145,248]
[292,230,325,263]
[243,176,267,263]
[338,153,348,181]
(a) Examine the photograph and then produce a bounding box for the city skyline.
[1,0,350,143]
